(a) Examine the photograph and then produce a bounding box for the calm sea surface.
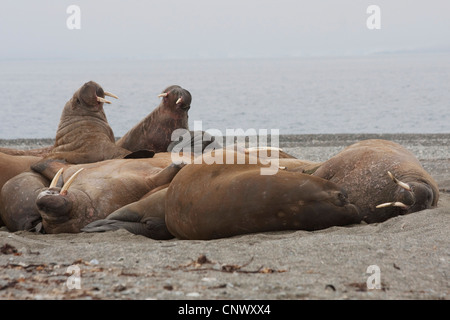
[0,54,449,139]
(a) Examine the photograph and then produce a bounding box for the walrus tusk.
[49,168,64,189]
[176,97,183,104]
[104,91,119,99]
[376,201,409,209]
[387,171,411,191]
[60,168,84,195]
[158,93,168,98]
[96,96,112,104]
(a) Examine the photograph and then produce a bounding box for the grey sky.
[1,0,449,60]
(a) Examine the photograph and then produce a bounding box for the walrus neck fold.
[116,103,189,153]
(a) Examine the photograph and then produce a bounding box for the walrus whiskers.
[104,91,119,99]
[387,171,411,191]
[376,201,409,209]
[49,168,64,189]
[60,168,84,195]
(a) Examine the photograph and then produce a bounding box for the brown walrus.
[28,157,182,234]
[0,135,216,233]
[79,147,316,239]
[0,154,177,232]
[0,152,42,226]
[46,81,140,163]
[116,85,191,153]
[0,81,154,229]
[0,171,49,231]
[80,147,295,239]
[0,81,135,162]
[312,139,440,223]
[164,149,360,240]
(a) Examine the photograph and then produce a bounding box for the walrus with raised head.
[46,81,141,163]
[0,81,135,162]
[0,81,150,229]
[312,139,439,223]
[116,85,191,153]
[163,149,360,240]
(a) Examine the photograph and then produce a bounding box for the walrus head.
[158,85,191,113]
[35,168,91,233]
[74,81,119,113]
[372,171,437,222]
[116,85,191,152]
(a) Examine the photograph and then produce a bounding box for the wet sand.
[0,134,449,300]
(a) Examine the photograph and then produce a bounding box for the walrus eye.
[76,98,81,105]
[337,192,346,203]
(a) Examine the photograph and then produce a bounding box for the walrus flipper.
[82,187,173,239]
[81,217,173,240]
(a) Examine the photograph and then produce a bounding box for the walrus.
[29,156,183,234]
[46,80,144,163]
[0,153,180,232]
[0,152,43,226]
[312,139,439,223]
[0,81,136,162]
[0,133,216,233]
[116,85,191,153]
[0,171,49,231]
[81,147,298,239]
[164,149,360,240]
[0,152,42,194]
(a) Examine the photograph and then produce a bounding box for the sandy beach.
[0,134,448,300]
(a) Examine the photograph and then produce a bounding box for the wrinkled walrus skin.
[165,151,360,240]
[116,85,191,153]
[0,81,132,163]
[312,139,439,223]
[46,81,134,163]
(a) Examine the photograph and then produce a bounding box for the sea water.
[0,53,449,139]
